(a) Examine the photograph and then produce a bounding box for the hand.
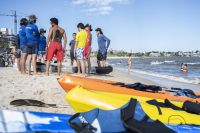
[45,47,48,51]
[63,49,66,53]
[106,47,108,51]
[33,31,36,35]
[17,49,21,54]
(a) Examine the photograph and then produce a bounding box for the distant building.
[127,50,135,54]
[0,28,15,47]
[149,52,161,57]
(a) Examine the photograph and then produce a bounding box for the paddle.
[10,99,71,108]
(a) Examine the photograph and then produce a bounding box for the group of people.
[13,14,111,77]
[181,63,188,72]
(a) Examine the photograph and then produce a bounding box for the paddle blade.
[10,99,49,107]
[84,25,90,57]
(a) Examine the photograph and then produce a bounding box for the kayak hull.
[58,74,200,103]
[65,86,200,125]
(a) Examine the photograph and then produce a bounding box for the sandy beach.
[0,59,157,114]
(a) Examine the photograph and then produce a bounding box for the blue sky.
[0,0,200,52]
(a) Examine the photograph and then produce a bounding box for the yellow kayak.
[66,86,200,125]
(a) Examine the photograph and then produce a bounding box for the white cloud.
[71,0,132,15]
[100,11,110,15]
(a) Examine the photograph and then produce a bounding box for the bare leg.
[46,60,50,76]
[17,58,21,72]
[87,57,91,75]
[79,59,86,77]
[32,54,39,75]
[102,60,106,67]
[128,64,131,74]
[97,59,101,67]
[27,55,32,75]
[12,55,15,63]
[76,58,81,74]
[70,60,73,66]
[57,61,61,76]
[38,59,41,63]
[21,53,28,75]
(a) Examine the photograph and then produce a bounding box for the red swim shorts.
[45,41,63,61]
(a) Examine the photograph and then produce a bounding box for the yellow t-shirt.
[76,30,87,48]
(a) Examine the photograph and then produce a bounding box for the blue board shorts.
[27,44,38,55]
[76,47,85,60]
[97,51,107,61]
[20,45,28,54]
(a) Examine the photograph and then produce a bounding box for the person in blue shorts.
[38,28,46,63]
[26,15,40,75]
[19,18,28,75]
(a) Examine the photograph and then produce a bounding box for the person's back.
[19,26,28,46]
[26,23,40,45]
[38,36,46,51]
[76,30,87,48]
[50,26,65,43]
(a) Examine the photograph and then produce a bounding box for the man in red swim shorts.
[45,18,67,76]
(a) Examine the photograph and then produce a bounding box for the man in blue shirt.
[19,18,28,75]
[95,28,111,67]
[38,28,46,63]
[26,15,40,75]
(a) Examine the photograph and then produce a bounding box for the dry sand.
[0,58,157,115]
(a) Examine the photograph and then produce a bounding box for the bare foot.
[33,73,40,76]
[21,73,28,75]
[80,75,86,78]
[76,72,81,75]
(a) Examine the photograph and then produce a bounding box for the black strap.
[141,114,150,122]
[156,105,162,115]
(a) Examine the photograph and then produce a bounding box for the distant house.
[149,52,161,57]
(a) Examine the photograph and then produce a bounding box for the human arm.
[103,35,110,50]
[45,28,53,51]
[34,25,40,39]
[69,41,72,49]
[74,41,78,57]
[63,31,67,53]
[89,33,92,46]
[74,33,79,57]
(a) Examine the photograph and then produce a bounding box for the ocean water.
[106,57,200,86]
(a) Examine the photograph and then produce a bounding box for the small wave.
[186,63,200,65]
[164,61,175,63]
[151,62,163,65]
[129,69,200,84]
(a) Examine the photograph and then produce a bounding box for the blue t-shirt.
[97,34,111,53]
[19,26,28,46]
[25,23,40,45]
[38,36,46,51]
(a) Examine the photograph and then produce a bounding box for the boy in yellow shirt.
[74,23,87,77]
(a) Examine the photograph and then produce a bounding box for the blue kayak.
[0,109,75,133]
